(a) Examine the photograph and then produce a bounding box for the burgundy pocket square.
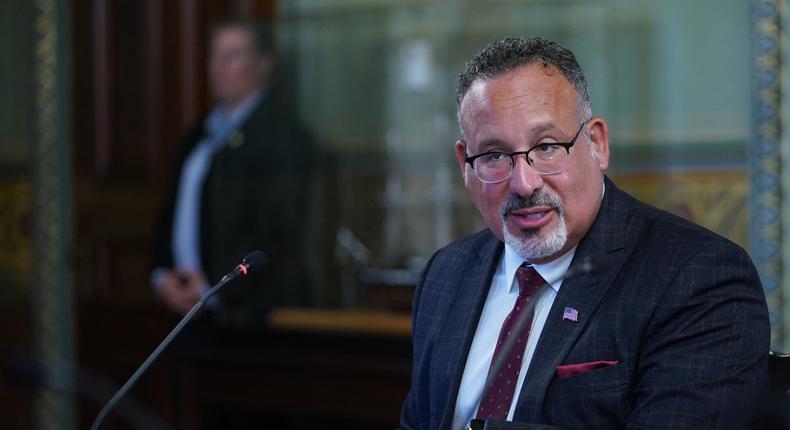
[555,360,619,379]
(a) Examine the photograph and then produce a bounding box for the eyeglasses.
[464,122,587,184]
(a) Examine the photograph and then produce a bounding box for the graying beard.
[502,213,567,261]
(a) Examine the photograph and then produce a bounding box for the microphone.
[220,250,266,283]
[469,254,608,430]
[90,250,266,430]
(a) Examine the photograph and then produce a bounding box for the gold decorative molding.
[614,172,748,248]
[0,180,31,298]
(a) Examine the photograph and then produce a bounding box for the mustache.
[500,190,564,218]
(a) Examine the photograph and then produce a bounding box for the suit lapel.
[434,233,503,430]
[513,178,639,423]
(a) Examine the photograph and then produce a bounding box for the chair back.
[764,351,790,429]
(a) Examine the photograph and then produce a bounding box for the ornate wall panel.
[751,0,784,350]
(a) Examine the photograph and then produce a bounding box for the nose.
[508,154,544,197]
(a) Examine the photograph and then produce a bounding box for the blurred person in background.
[151,19,313,326]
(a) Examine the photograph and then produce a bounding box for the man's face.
[455,63,610,263]
[208,27,270,107]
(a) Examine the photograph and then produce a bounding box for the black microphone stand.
[91,251,263,430]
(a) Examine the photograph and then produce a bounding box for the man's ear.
[455,140,471,185]
[587,117,610,172]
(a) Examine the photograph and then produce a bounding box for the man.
[400,36,769,429]
[151,20,313,324]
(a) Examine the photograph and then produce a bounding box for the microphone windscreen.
[242,250,266,272]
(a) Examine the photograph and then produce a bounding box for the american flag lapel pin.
[562,307,579,322]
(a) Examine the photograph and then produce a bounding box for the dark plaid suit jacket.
[400,177,769,429]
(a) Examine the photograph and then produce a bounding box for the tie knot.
[515,264,545,297]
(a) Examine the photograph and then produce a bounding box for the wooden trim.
[144,0,164,176]
[268,308,412,336]
[92,0,110,177]
[179,0,200,130]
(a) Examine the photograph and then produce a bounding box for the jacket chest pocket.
[546,359,631,403]
[542,361,633,427]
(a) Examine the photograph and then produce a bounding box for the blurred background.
[0,0,785,428]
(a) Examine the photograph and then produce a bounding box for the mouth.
[505,207,555,230]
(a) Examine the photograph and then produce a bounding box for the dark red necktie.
[476,264,545,420]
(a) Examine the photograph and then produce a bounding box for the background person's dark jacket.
[152,87,314,325]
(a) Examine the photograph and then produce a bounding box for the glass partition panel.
[278,0,749,307]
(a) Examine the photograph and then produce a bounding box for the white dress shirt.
[171,90,263,272]
[150,91,262,296]
[451,244,577,430]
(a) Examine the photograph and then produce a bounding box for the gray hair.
[456,36,591,132]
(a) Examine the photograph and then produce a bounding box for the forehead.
[459,63,579,143]
[212,26,254,50]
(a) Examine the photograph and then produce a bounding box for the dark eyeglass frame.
[463,122,587,182]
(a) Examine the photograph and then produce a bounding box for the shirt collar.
[503,243,577,294]
[205,89,264,137]
[219,89,263,122]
